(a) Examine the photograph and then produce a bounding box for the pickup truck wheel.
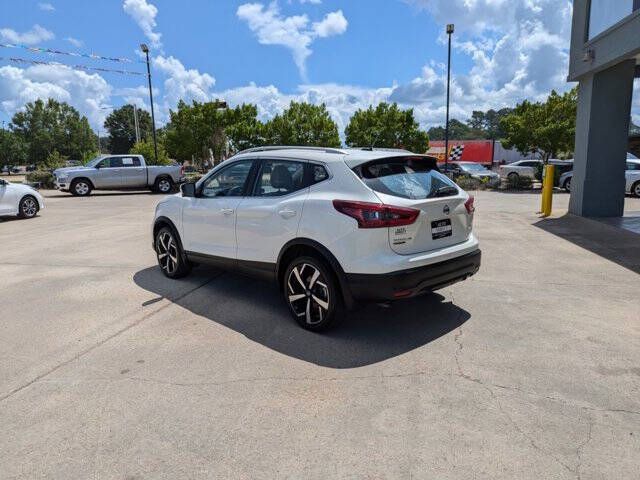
[154,177,173,194]
[70,179,92,196]
[155,227,191,279]
[283,256,343,332]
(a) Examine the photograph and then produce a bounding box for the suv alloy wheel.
[284,256,342,331]
[155,227,191,278]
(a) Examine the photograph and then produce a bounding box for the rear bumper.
[346,250,481,301]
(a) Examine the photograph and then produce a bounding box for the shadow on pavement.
[534,214,640,274]
[44,190,158,198]
[133,266,471,369]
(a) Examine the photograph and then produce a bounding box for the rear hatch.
[352,156,472,255]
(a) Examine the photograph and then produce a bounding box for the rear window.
[353,157,458,199]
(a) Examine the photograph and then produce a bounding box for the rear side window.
[254,160,306,197]
[354,157,458,199]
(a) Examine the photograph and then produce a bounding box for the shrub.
[185,172,204,183]
[130,140,171,165]
[25,170,55,189]
[506,174,533,190]
[455,176,483,191]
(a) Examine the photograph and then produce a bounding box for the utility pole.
[133,104,141,144]
[444,24,454,174]
[140,43,158,163]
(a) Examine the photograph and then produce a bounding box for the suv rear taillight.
[333,200,419,229]
[465,196,475,214]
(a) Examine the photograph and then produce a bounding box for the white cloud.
[313,10,347,38]
[38,3,55,12]
[237,2,348,81]
[123,0,162,48]
[0,64,112,128]
[65,37,83,48]
[153,55,216,120]
[0,24,54,45]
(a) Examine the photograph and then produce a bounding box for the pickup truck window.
[121,157,141,167]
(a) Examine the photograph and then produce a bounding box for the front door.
[236,158,309,265]
[93,157,124,188]
[0,181,17,214]
[182,159,256,259]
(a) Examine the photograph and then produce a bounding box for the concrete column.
[569,59,636,217]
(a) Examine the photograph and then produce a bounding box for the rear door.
[353,157,472,255]
[235,158,311,265]
[121,156,146,187]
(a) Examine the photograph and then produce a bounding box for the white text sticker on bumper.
[392,225,417,245]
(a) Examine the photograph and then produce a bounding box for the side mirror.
[95,163,101,169]
[181,182,196,197]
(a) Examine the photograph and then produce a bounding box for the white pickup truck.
[54,154,184,196]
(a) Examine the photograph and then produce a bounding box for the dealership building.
[568,0,640,217]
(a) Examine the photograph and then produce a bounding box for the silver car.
[54,154,185,196]
[560,153,640,196]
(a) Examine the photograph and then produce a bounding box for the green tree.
[104,104,153,154]
[345,102,429,153]
[164,99,239,166]
[427,119,475,141]
[500,88,577,163]
[265,101,340,148]
[224,104,267,152]
[0,129,27,169]
[130,139,170,165]
[11,98,97,165]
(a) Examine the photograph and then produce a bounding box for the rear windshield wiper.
[432,186,458,197]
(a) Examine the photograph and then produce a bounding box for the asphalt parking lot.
[1,190,639,479]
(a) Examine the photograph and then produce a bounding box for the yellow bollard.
[541,164,555,217]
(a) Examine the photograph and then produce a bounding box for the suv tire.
[507,172,520,182]
[17,195,38,219]
[155,226,191,278]
[283,255,343,331]
[154,177,174,194]
[70,178,92,196]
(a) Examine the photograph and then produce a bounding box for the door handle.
[278,209,297,219]
[220,208,234,216]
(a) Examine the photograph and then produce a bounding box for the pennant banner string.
[0,43,145,64]
[0,56,147,76]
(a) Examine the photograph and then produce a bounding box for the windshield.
[354,157,458,199]
[459,163,488,172]
[628,152,639,160]
[84,156,104,167]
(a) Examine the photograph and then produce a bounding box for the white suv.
[152,147,481,331]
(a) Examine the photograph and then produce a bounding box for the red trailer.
[428,140,494,166]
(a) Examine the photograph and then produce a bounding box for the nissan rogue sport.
[152,147,481,331]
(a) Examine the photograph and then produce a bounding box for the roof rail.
[352,147,414,153]
[237,146,347,155]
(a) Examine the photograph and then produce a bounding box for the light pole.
[140,43,158,163]
[444,23,454,174]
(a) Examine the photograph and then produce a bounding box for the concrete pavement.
[0,189,639,479]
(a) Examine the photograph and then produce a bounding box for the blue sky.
[0,0,635,134]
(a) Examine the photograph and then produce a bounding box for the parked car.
[559,154,640,196]
[1,165,20,175]
[0,178,44,219]
[152,146,481,331]
[25,164,37,172]
[499,159,542,181]
[441,162,500,187]
[53,154,185,196]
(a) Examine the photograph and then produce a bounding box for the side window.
[110,157,124,168]
[201,160,253,198]
[627,163,639,171]
[310,164,329,185]
[121,157,140,167]
[97,158,112,168]
[254,160,305,197]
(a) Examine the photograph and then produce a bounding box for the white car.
[559,154,640,196]
[499,160,542,181]
[0,178,44,219]
[152,147,481,331]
